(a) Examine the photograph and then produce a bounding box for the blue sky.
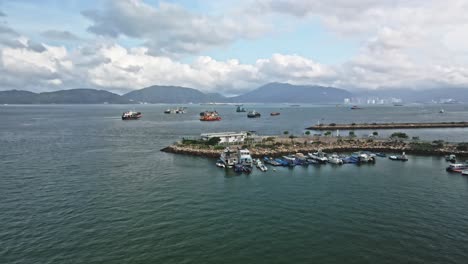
[0,0,467,94]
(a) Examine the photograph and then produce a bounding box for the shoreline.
[307,122,468,130]
[161,136,468,159]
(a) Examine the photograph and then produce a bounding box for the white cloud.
[2,0,468,93]
[82,0,269,56]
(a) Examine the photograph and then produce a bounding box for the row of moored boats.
[215,147,412,174]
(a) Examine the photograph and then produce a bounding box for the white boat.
[308,150,328,163]
[389,152,408,161]
[328,153,343,165]
[256,160,268,172]
[220,147,238,168]
[238,148,253,167]
[439,108,445,113]
[461,170,468,176]
[216,161,226,168]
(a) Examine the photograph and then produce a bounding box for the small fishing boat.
[121,110,142,120]
[389,152,408,161]
[216,160,226,168]
[308,150,328,163]
[255,160,268,172]
[263,157,281,166]
[445,154,456,163]
[446,163,468,173]
[247,110,261,118]
[270,112,280,116]
[351,105,363,110]
[439,108,445,114]
[328,153,343,165]
[375,153,387,157]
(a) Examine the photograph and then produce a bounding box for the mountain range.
[0,83,352,104]
[1,83,467,104]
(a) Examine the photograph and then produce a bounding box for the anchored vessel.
[200,111,221,121]
[121,111,142,120]
[247,110,261,118]
[164,107,186,114]
[236,105,246,112]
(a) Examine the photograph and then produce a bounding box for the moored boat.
[462,170,468,176]
[328,153,343,165]
[121,110,142,120]
[216,160,226,168]
[308,150,328,163]
[446,163,468,173]
[220,147,238,168]
[263,157,281,166]
[445,154,456,163]
[389,152,408,161]
[270,112,280,116]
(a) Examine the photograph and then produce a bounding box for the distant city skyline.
[1,0,468,95]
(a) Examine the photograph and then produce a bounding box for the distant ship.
[164,107,186,114]
[122,111,142,120]
[200,111,221,121]
[270,112,280,116]
[439,108,445,113]
[350,105,363,110]
[247,110,261,118]
[236,105,246,112]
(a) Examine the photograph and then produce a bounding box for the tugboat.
[200,111,221,121]
[236,105,246,112]
[247,110,261,118]
[121,110,142,120]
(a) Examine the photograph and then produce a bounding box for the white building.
[200,132,248,144]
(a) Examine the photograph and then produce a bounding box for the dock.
[307,122,468,130]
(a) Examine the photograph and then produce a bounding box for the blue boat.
[275,158,289,166]
[264,157,281,166]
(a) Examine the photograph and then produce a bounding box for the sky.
[1,0,468,95]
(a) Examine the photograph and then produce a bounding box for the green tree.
[304,130,311,136]
[289,134,296,144]
[372,131,379,136]
[349,131,356,137]
[206,137,221,146]
[283,131,289,135]
[324,131,332,136]
[390,132,409,139]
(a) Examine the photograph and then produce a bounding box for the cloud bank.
[1,0,468,94]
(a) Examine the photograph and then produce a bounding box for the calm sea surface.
[1,104,468,263]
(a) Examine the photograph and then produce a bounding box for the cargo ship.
[200,111,221,121]
[122,111,142,120]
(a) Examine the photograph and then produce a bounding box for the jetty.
[161,136,468,158]
[307,121,468,131]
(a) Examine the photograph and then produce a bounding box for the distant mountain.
[228,83,353,103]
[0,83,354,104]
[122,85,227,103]
[0,89,131,104]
